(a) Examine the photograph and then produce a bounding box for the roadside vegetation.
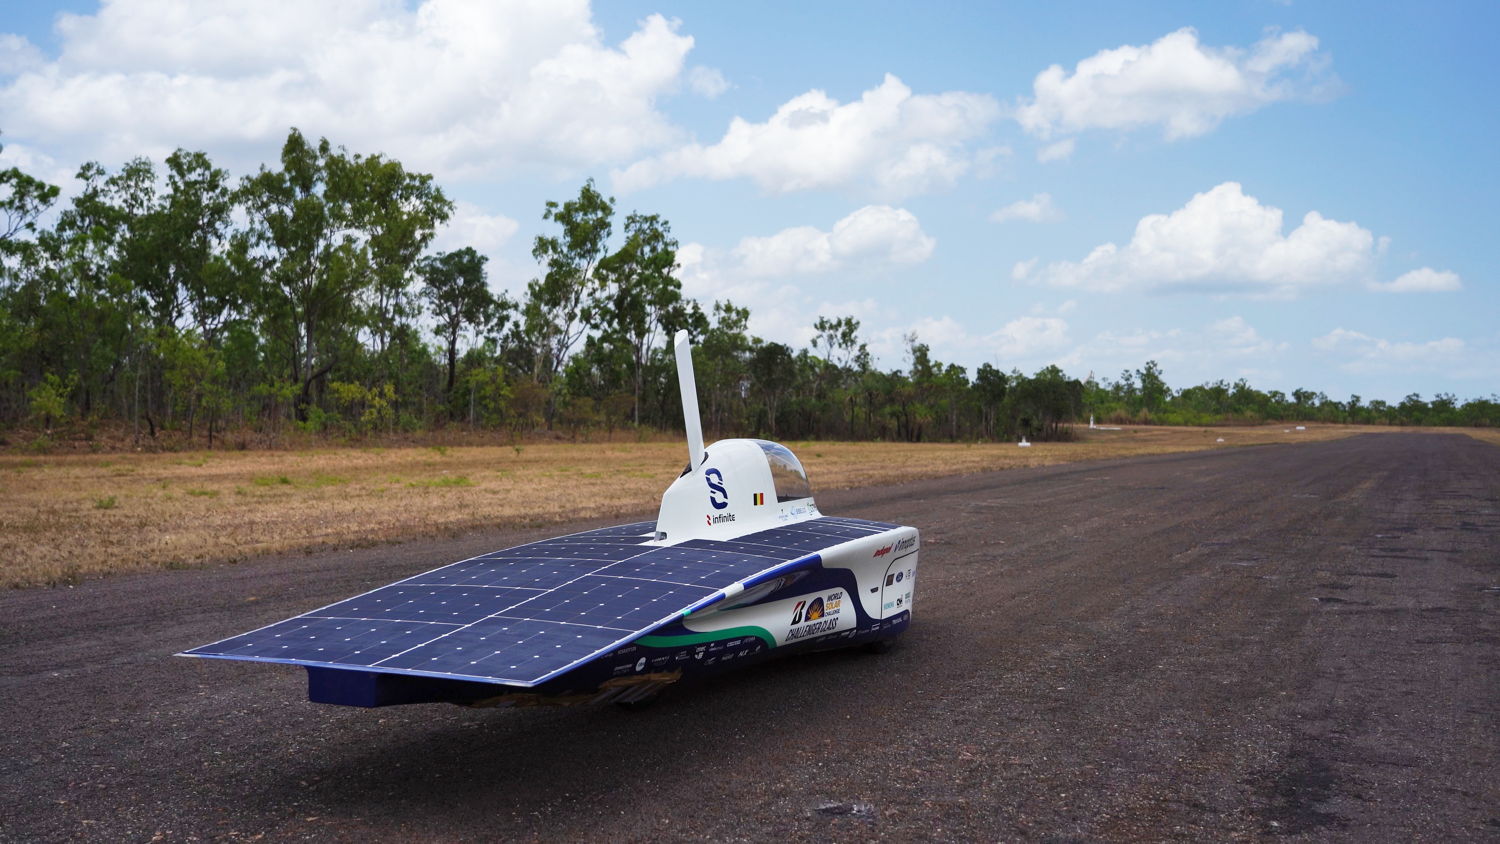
[3,130,1498,458]
[4,424,1479,589]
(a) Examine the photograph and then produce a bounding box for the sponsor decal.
[753,492,765,506]
[790,600,806,625]
[783,590,846,643]
[634,657,646,672]
[706,512,737,526]
[806,597,825,621]
[785,618,839,641]
[896,571,903,584]
[705,468,729,510]
[894,536,917,553]
[873,544,893,558]
[896,596,903,608]
[885,573,895,586]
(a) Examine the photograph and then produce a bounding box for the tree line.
[1,129,1496,449]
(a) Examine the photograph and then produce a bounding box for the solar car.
[181,332,920,707]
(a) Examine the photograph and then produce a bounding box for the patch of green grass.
[252,475,294,487]
[407,475,473,489]
[93,495,118,510]
[177,456,208,467]
[186,488,219,497]
[303,473,349,488]
[429,445,449,456]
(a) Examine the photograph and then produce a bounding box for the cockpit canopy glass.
[754,440,812,502]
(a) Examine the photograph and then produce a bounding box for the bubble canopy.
[754,440,812,502]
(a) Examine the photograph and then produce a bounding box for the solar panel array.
[184,516,899,687]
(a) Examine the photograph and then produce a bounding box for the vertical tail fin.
[674,330,705,471]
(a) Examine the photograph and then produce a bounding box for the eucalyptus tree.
[696,300,752,435]
[523,179,613,385]
[749,341,794,437]
[419,246,511,396]
[0,137,61,251]
[594,212,693,424]
[238,129,450,420]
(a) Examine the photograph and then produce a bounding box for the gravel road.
[2,433,1496,841]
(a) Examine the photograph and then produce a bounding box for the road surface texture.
[2,433,1496,841]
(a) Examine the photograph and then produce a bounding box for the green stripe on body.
[636,625,777,650]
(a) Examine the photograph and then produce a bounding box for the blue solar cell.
[316,584,537,624]
[413,557,599,589]
[184,516,902,686]
[376,618,624,681]
[733,527,844,553]
[676,538,787,561]
[200,616,459,665]
[820,516,898,532]
[784,520,888,540]
[574,521,656,538]
[495,575,714,630]
[603,545,778,586]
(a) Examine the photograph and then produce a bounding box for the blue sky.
[1,1,1495,402]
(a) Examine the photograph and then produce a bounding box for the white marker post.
[674,330,705,472]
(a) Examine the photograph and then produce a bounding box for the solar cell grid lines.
[184,516,899,686]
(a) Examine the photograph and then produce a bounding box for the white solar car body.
[181,333,919,707]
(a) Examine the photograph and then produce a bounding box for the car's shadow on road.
[225,640,927,827]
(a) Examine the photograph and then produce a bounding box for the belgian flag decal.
[752,492,765,505]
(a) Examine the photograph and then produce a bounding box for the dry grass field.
[0,424,1487,588]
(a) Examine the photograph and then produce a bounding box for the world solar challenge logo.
[784,590,844,643]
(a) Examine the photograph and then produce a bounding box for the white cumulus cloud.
[1312,328,1468,374]
[1027,182,1376,296]
[687,65,729,98]
[992,316,1070,359]
[1369,267,1462,293]
[731,205,935,278]
[430,201,520,261]
[612,73,1000,199]
[1056,315,1287,383]
[1016,27,1333,141]
[1036,138,1074,163]
[0,0,697,178]
[990,193,1062,223]
[0,33,43,74]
